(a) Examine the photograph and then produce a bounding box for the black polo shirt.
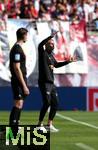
[9,43,27,80]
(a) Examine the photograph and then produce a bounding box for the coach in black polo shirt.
[9,28,29,126]
[38,31,76,132]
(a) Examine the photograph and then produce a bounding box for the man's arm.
[39,36,53,48]
[54,60,71,68]
[39,31,59,48]
[13,62,29,95]
[53,56,76,68]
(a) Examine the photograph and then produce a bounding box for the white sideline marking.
[75,143,95,150]
[56,113,98,129]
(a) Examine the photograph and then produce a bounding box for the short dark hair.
[16,28,28,40]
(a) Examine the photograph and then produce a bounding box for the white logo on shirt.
[15,54,20,61]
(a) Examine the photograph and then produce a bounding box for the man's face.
[23,33,28,43]
[46,39,54,53]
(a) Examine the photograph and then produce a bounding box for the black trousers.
[38,82,59,121]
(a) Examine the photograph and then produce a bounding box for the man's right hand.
[66,55,77,62]
[51,31,59,37]
[23,86,30,96]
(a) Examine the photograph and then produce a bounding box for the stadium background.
[0,0,98,149]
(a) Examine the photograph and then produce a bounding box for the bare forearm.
[14,67,27,88]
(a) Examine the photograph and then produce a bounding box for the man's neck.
[16,40,23,46]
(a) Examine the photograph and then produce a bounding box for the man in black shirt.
[38,31,76,132]
[9,28,29,128]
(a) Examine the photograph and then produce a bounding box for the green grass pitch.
[0,111,98,150]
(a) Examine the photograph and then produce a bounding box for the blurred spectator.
[29,0,39,19]
[77,1,85,20]
[1,10,8,30]
[87,0,96,22]
[0,0,8,31]
[19,0,39,19]
[92,6,98,30]
[52,0,69,20]
[0,0,98,25]
[20,0,30,18]
[95,0,98,7]
[93,6,98,20]
[0,1,5,11]
[34,0,40,19]
[39,0,54,20]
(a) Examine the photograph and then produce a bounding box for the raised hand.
[51,31,59,37]
[70,56,77,62]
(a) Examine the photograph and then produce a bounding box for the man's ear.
[43,45,46,51]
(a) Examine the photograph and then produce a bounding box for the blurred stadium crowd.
[0,0,98,30]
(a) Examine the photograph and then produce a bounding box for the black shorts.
[11,77,27,100]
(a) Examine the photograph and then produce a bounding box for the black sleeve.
[38,36,53,49]
[12,46,21,63]
[52,55,71,68]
